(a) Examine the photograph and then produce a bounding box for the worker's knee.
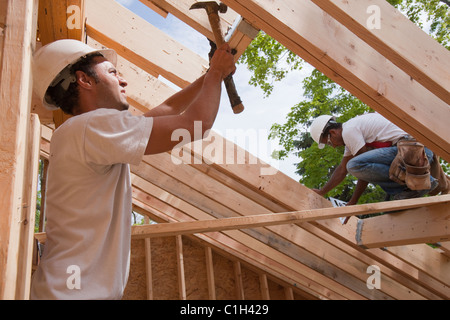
[346,158,361,176]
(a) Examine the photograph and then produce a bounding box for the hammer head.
[190,1,228,14]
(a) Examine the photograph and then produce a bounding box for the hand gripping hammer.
[190,1,244,114]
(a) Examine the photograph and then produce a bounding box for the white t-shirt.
[31,108,153,300]
[342,113,407,156]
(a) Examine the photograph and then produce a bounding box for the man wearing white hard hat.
[309,113,438,206]
[30,39,236,300]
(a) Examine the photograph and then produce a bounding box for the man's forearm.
[347,179,369,205]
[319,163,348,195]
[144,74,206,118]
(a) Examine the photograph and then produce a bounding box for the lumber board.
[0,0,38,300]
[356,202,450,249]
[205,247,216,300]
[85,0,208,89]
[316,216,450,298]
[221,0,450,162]
[15,114,41,300]
[131,195,450,238]
[310,0,450,104]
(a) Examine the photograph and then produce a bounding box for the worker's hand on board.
[208,43,236,80]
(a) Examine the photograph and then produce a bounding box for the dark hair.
[45,53,103,115]
[322,120,342,136]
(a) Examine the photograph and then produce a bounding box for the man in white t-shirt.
[30,39,236,299]
[309,113,437,205]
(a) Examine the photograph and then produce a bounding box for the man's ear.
[76,70,94,90]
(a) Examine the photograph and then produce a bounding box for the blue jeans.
[346,146,436,196]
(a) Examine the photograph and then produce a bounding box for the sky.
[114,0,314,181]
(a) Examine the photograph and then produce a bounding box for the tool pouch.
[389,139,431,190]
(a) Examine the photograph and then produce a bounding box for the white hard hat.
[310,115,335,149]
[33,39,117,110]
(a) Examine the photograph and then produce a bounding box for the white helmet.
[310,115,335,149]
[33,39,117,110]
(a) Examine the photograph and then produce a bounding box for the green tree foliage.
[238,0,449,204]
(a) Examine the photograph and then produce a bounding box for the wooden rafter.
[85,0,208,89]
[356,202,450,248]
[310,0,450,104]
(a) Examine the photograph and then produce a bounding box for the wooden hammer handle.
[207,11,244,114]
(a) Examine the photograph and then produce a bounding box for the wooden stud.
[175,235,187,300]
[205,247,216,300]
[15,114,41,300]
[143,217,154,300]
[233,261,245,300]
[284,287,294,300]
[259,274,270,300]
[0,0,38,300]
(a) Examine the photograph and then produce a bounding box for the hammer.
[190,1,244,114]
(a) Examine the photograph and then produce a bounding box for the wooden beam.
[205,247,216,300]
[85,0,208,89]
[356,202,450,249]
[16,114,41,300]
[233,261,245,300]
[221,0,450,162]
[310,0,450,105]
[131,195,450,238]
[259,274,270,300]
[0,0,38,300]
[175,235,187,300]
